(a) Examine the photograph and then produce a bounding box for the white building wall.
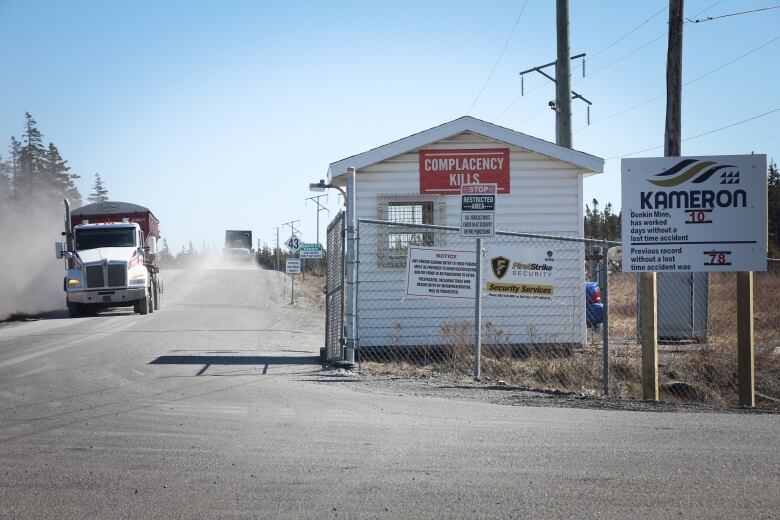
[350,132,587,348]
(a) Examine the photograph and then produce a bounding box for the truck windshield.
[75,228,136,250]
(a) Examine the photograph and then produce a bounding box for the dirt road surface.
[0,267,777,519]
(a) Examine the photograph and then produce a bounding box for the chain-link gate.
[352,219,779,408]
[324,211,346,362]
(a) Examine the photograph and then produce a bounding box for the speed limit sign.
[285,235,301,252]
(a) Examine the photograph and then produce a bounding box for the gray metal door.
[325,211,346,361]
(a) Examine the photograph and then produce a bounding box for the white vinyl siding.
[345,131,588,347]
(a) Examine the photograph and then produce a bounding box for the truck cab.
[57,201,162,318]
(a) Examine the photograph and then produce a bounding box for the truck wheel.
[137,294,149,315]
[67,302,82,318]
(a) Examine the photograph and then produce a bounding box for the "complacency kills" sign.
[419,148,510,195]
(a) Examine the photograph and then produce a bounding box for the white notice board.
[405,247,476,299]
[621,155,767,272]
[285,258,301,274]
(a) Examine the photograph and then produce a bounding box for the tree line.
[0,113,115,214]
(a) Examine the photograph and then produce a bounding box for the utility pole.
[518,2,590,143]
[556,0,572,148]
[642,0,684,401]
[665,0,683,156]
[275,227,280,271]
[306,194,329,277]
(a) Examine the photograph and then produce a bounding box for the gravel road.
[0,267,777,519]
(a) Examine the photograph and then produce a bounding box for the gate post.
[601,240,610,396]
[474,238,483,380]
[344,167,357,364]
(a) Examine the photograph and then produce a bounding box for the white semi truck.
[56,200,162,318]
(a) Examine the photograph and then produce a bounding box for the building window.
[377,197,442,267]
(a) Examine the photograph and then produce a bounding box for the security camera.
[548,101,558,111]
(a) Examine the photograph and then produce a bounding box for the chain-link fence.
[350,219,779,408]
[356,219,608,395]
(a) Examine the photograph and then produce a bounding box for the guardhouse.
[327,116,604,349]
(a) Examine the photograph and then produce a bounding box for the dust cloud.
[0,205,66,320]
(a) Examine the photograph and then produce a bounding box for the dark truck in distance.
[224,230,253,262]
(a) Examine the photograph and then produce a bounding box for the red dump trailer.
[70,201,160,238]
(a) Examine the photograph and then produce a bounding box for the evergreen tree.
[158,238,174,265]
[585,198,621,241]
[0,154,11,210]
[46,143,81,206]
[17,112,47,202]
[9,136,20,194]
[87,173,109,203]
[768,159,780,257]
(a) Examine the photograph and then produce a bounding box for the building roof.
[327,116,604,181]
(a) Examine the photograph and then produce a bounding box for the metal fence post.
[474,237,482,380]
[345,167,357,364]
[355,219,361,367]
[601,240,610,396]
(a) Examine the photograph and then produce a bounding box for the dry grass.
[356,269,779,408]
[292,273,326,309]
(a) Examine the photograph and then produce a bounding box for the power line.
[576,33,780,132]
[466,0,529,115]
[686,4,780,23]
[589,5,667,60]
[574,0,726,84]
[606,107,780,160]
[497,0,726,124]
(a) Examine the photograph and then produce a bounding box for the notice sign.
[285,258,301,274]
[621,155,767,272]
[460,213,494,238]
[405,247,476,299]
[484,245,557,299]
[300,243,323,259]
[419,148,510,195]
[460,183,496,238]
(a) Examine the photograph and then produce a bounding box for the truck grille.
[86,265,104,288]
[85,263,127,289]
[107,264,126,287]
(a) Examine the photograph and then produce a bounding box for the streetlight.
[309,179,346,204]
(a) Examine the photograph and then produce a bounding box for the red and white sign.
[419,148,510,195]
[460,183,497,195]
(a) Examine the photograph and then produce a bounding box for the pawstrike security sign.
[484,245,558,299]
[621,155,767,272]
[419,148,510,195]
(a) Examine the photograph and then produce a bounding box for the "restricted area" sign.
[460,183,496,238]
[621,155,767,272]
[405,246,476,299]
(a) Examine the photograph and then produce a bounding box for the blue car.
[586,282,604,328]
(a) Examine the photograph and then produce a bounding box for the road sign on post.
[460,183,496,238]
[285,258,301,274]
[285,235,301,252]
[300,243,323,259]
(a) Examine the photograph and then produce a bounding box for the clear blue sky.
[1,0,777,251]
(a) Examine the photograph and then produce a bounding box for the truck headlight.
[129,274,146,285]
[67,278,81,288]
